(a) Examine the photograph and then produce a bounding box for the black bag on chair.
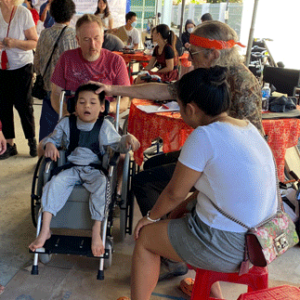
[32,74,47,100]
[32,26,68,100]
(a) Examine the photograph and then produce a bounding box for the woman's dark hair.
[50,0,76,23]
[74,84,105,105]
[177,66,230,117]
[94,0,110,18]
[155,24,178,57]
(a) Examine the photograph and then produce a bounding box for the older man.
[50,14,130,117]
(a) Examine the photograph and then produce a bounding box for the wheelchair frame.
[30,93,137,279]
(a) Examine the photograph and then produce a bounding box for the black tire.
[31,156,45,227]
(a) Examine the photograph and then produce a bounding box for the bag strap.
[6,6,15,38]
[42,26,68,77]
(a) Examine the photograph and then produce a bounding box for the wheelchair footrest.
[40,235,109,258]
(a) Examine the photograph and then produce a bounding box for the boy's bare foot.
[29,229,51,252]
[92,227,104,257]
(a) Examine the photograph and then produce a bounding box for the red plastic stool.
[237,285,300,299]
[190,266,268,300]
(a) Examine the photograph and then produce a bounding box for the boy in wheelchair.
[29,84,140,257]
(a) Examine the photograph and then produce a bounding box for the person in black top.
[181,19,195,50]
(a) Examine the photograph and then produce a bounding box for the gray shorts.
[168,210,245,273]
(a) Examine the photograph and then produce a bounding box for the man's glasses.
[188,49,205,57]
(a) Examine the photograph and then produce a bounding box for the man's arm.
[89,81,172,101]
[51,83,68,116]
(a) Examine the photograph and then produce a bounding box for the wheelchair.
[30,91,137,280]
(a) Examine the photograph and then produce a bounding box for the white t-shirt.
[96,13,113,29]
[0,5,35,70]
[123,26,140,49]
[178,121,277,233]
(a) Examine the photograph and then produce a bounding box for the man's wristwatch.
[146,210,161,223]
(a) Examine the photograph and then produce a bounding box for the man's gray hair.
[193,20,242,67]
[76,14,104,34]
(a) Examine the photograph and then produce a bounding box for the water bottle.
[262,83,271,111]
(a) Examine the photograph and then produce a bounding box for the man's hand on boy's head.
[86,81,113,97]
[125,134,140,152]
[44,142,60,162]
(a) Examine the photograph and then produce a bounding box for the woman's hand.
[125,134,140,151]
[0,131,7,155]
[134,75,147,85]
[3,38,16,49]
[184,42,191,49]
[44,142,60,162]
[134,216,153,240]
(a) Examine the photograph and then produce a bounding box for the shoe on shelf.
[158,258,188,281]
[28,138,37,157]
[0,143,18,160]
[180,277,194,296]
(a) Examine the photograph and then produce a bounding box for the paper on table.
[137,101,180,114]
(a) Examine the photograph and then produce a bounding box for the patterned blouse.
[168,63,263,134]
[34,23,78,91]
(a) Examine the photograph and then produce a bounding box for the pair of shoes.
[158,258,188,281]
[28,138,37,157]
[180,277,194,296]
[0,143,18,160]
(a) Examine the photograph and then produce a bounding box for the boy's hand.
[125,134,140,152]
[44,143,60,162]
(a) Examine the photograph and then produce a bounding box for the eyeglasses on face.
[188,49,206,56]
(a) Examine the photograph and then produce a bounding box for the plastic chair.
[190,266,268,300]
[237,285,300,300]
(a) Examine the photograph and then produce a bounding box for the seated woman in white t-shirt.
[94,0,113,30]
[129,66,277,300]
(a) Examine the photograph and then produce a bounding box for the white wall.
[241,0,300,69]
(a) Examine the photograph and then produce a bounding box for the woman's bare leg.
[131,220,183,300]
[29,211,52,251]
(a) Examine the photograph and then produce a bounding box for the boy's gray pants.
[42,166,107,221]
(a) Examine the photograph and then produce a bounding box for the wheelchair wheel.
[119,152,136,241]
[31,156,46,227]
[104,238,113,269]
[39,254,52,264]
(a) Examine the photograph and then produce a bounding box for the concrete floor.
[1,101,300,300]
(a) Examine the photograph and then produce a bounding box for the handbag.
[0,6,15,70]
[32,26,68,99]
[208,156,299,273]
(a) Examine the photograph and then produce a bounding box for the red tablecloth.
[128,99,193,165]
[114,51,191,67]
[128,99,300,181]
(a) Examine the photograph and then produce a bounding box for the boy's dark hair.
[74,84,105,105]
[201,13,213,22]
[177,66,230,117]
[126,11,137,23]
[50,0,76,24]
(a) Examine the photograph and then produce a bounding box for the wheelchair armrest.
[107,152,120,178]
[43,157,55,183]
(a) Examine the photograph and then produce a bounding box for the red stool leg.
[246,266,268,292]
[191,269,216,300]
